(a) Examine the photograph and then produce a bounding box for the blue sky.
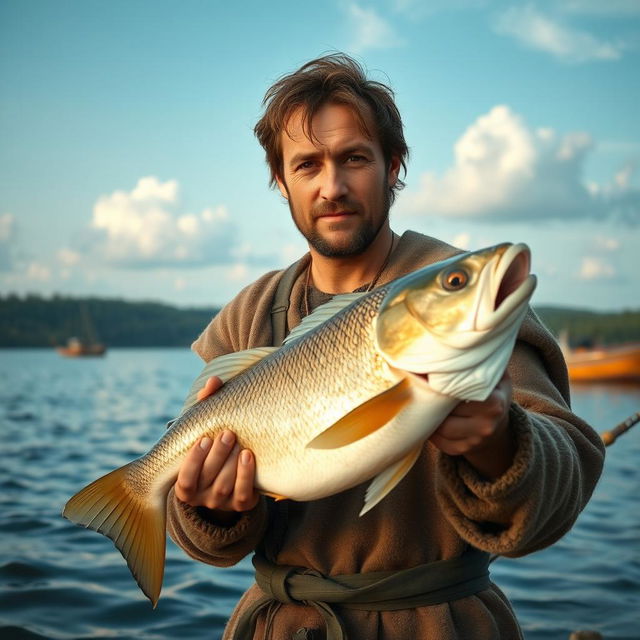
[1,0,638,310]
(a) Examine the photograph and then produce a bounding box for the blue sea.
[1,349,638,639]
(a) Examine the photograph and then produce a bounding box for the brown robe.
[167,231,605,639]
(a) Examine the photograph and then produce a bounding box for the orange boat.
[57,337,106,357]
[564,342,640,383]
[55,302,107,357]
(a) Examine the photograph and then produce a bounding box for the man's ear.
[275,175,289,200]
[387,155,401,188]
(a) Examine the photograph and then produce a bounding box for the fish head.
[375,243,536,400]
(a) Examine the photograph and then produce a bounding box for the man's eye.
[296,161,315,171]
[347,155,367,163]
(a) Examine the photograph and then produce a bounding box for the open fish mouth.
[495,244,530,310]
[477,243,536,332]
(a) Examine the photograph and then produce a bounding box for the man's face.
[276,102,400,258]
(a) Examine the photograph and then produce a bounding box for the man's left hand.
[429,372,516,479]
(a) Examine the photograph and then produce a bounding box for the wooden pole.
[600,411,640,446]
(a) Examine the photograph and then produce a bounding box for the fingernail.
[200,436,212,450]
[221,431,235,446]
[241,450,252,465]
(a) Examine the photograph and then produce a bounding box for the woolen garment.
[166,230,605,640]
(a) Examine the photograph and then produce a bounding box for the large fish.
[63,243,536,606]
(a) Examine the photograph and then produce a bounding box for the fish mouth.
[477,243,536,331]
[495,244,530,310]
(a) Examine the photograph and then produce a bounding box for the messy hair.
[254,53,409,203]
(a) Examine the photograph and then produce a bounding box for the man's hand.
[429,372,516,479]
[174,376,260,518]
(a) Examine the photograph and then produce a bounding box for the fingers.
[174,436,214,503]
[233,450,258,512]
[198,430,237,491]
[430,428,485,456]
[429,372,513,457]
[174,430,258,512]
[197,376,223,402]
[205,441,241,500]
[448,374,512,419]
[210,446,258,512]
[435,414,495,441]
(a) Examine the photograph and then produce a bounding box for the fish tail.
[62,461,167,607]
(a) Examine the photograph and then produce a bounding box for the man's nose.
[319,165,348,201]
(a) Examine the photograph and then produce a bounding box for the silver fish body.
[137,286,450,504]
[63,242,536,606]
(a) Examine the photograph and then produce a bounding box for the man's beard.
[288,187,391,258]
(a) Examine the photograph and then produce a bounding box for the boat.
[56,303,107,357]
[563,342,640,383]
[57,337,106,357]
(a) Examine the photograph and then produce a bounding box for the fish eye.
[442,269,469,291]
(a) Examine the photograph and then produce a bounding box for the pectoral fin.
[359,445,422,516]
[306,377,413,450]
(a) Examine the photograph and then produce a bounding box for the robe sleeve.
[435,310,605,556]
[167,489,268,567]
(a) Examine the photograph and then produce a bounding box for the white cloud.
[57,248,81,267]
[594,235,621,251]
[614,165,634,189]
[494,5,624,63]
[227,263,249,282]
[26,262,51,281]
[0,213,14,241]
[347,4,404,53]
[281,242,307,264]
[0,213,16,270]
[85,177,238,268]
[452,232,471,249]
[578,256,615,280]
[398,105,640,224]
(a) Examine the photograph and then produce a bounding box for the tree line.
[1,294,638,348]
[0,294,219,347]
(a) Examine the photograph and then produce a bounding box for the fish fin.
[180,347,278,415]
[261,491,289,501]
[282,293,365,346]
[62,462,166,608]
[306,377,413,450]
[359,445,422,516]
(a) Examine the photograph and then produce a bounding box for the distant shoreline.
[1,293,638,348]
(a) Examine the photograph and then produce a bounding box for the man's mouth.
[316,210,356,220]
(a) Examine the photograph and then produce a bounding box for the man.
[167,54,604,639]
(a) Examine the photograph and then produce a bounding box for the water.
[1,349,638,640]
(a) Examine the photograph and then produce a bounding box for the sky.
[1,0,639,311]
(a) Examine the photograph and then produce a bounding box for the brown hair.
[254,53,409,203]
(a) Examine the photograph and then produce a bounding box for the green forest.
[1,294,639,348]
[0,294,219,347]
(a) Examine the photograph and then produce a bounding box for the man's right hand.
[174,376,260,516]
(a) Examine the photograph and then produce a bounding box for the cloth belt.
[232,547,491,640]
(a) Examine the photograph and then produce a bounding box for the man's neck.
[308,224,396,294]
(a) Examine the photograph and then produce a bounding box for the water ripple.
[1,349,639,640]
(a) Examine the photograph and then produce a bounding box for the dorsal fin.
[283,292,365,346]
[180,347,277,414]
